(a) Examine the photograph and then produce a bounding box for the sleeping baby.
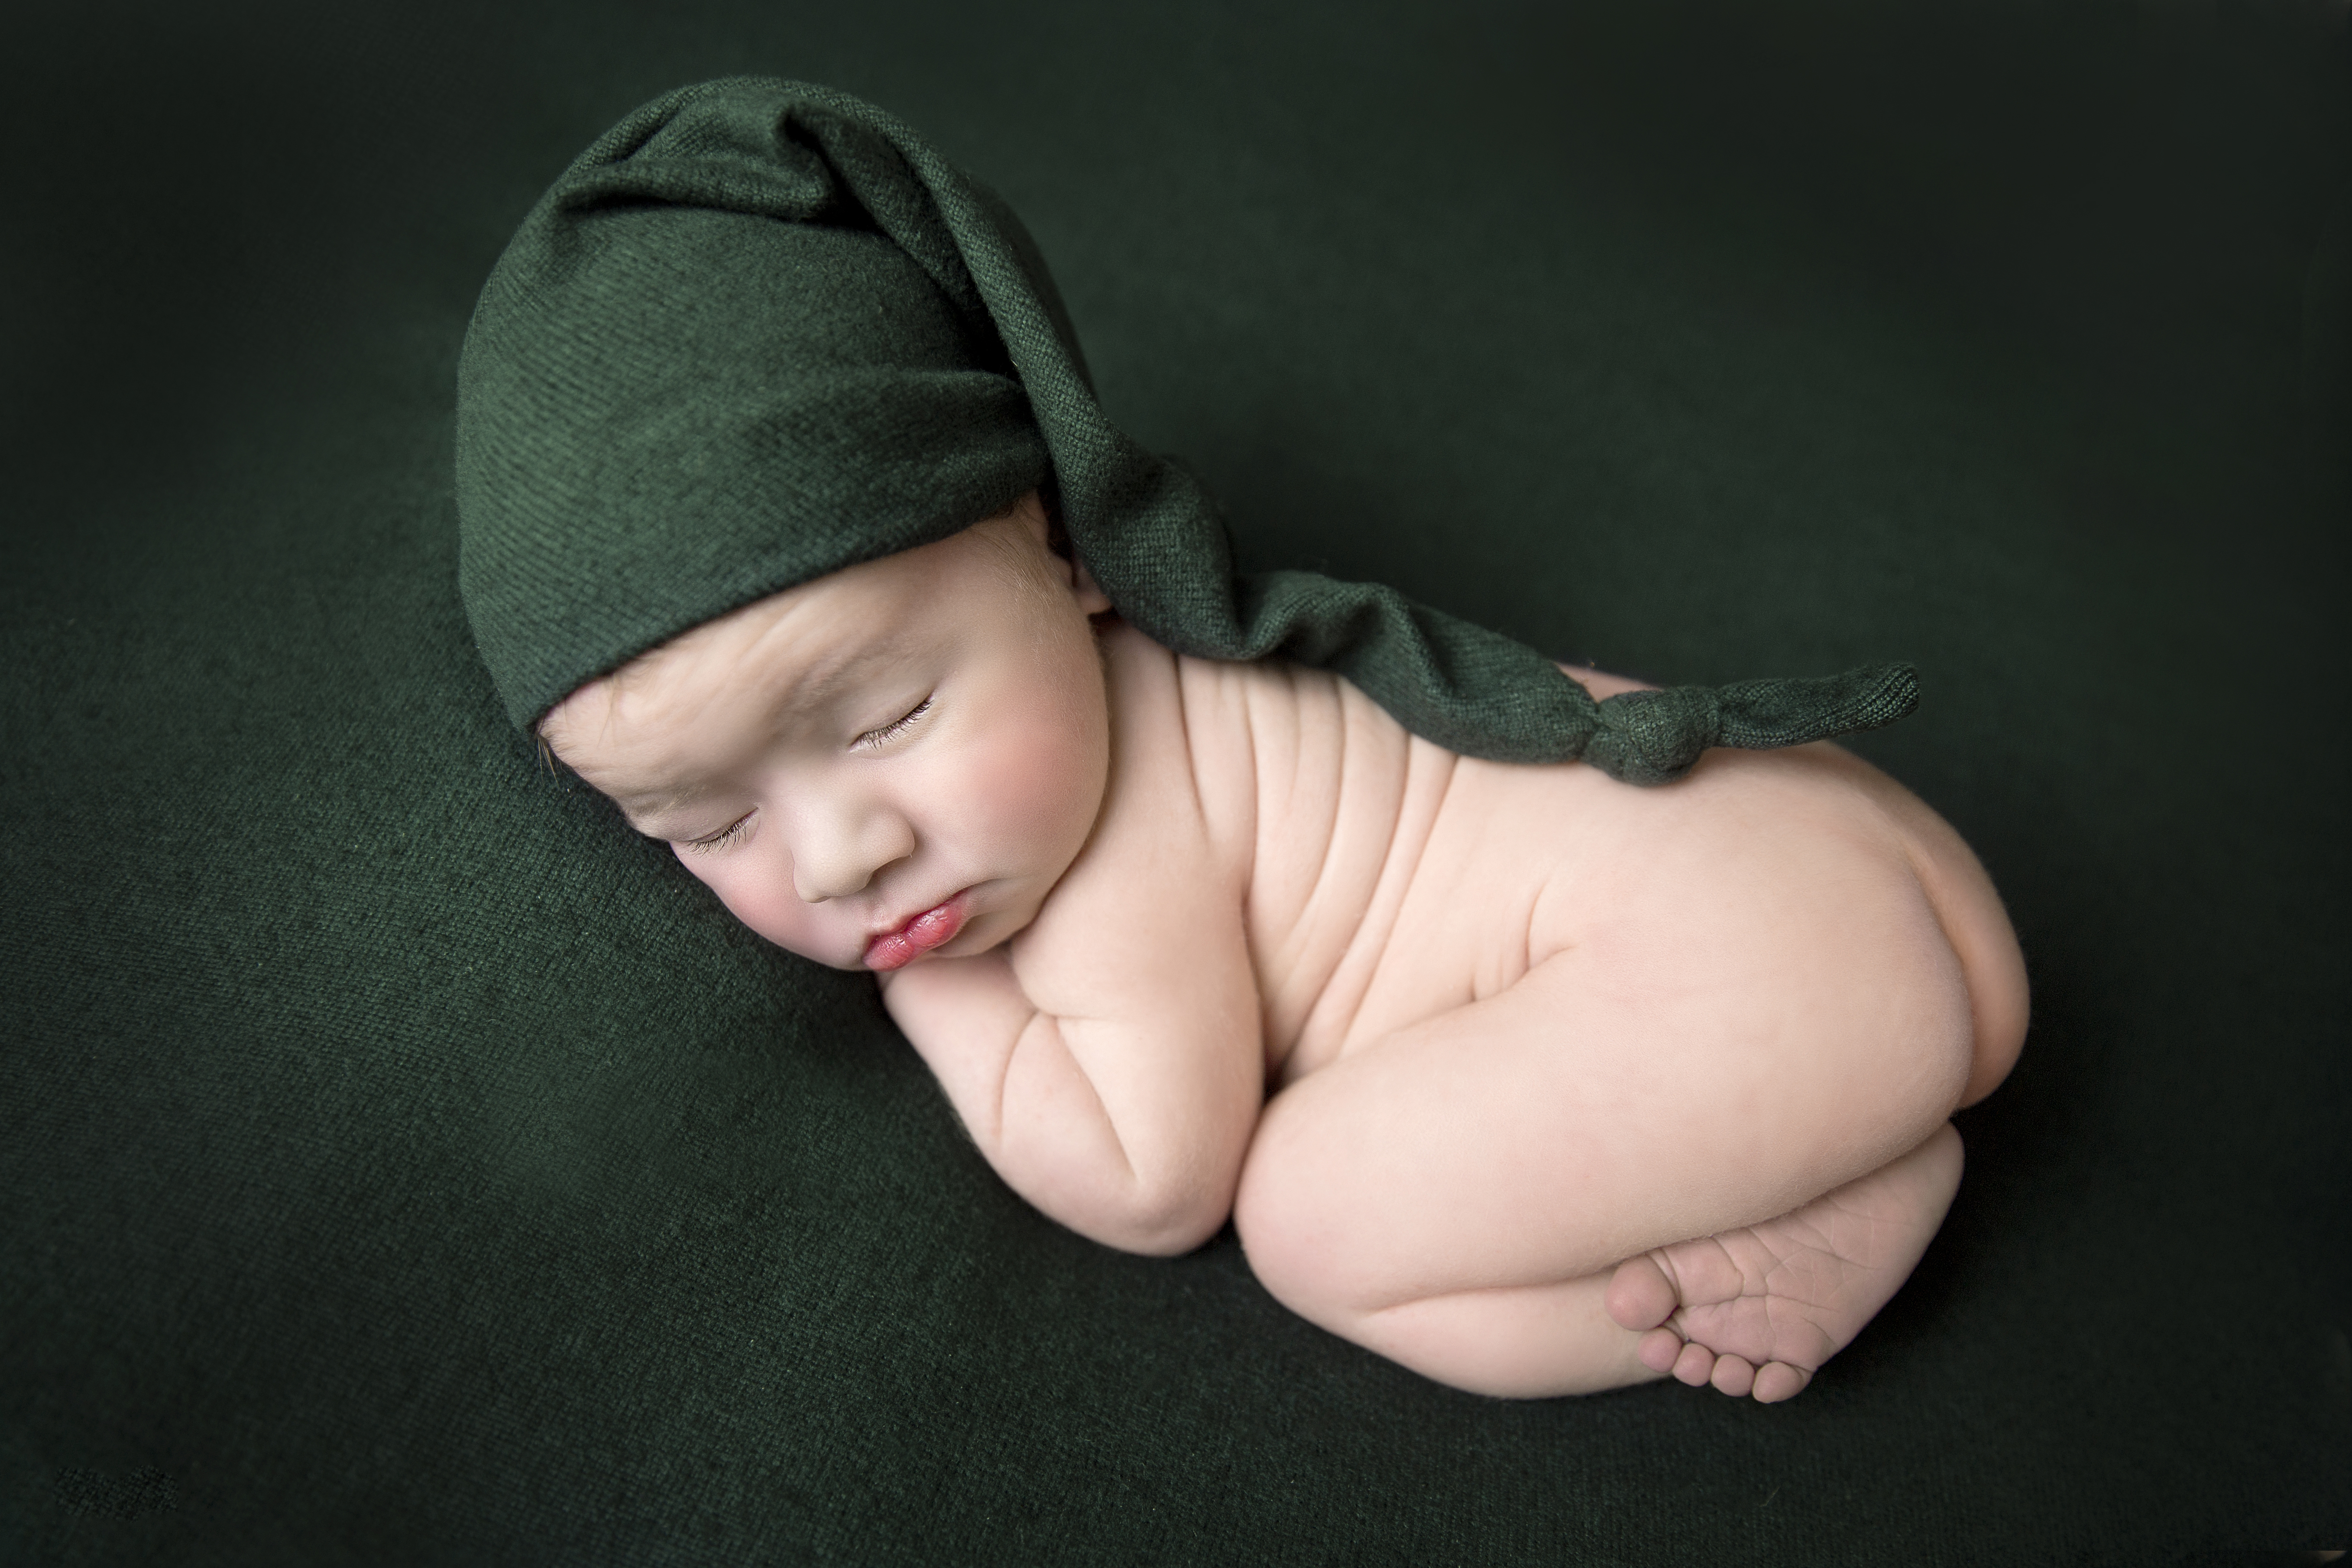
[457,79,2028,1403]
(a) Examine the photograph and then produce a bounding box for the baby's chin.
[893,900,1031,971]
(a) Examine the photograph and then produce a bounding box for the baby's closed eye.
[670,693,931,854]
[855,695,933,750]
[680,812,755,854]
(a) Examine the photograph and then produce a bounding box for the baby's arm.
[878,631,1263,1255]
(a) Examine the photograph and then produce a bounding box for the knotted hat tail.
[1583,664,1921,785]
[456,77,1918,783]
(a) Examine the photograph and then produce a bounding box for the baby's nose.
[789,800,915,904]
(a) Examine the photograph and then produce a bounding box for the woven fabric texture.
[457,76,1914,778]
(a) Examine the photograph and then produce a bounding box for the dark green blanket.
[4,3,2345,1562]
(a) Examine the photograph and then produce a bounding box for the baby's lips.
[863,891,970,972]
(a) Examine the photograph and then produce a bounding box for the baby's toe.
[1604,1253,1680,1333]
[1636,1327,1685,1374]
[1751,1362,1812,1404]
[1709,1353,1756,1397]
[1671,1340,1716,1387]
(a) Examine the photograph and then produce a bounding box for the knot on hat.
[1581,663,1921,785]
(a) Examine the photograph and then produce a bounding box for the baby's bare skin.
[1043,622,2020,1398]
[544,496,2028,1401]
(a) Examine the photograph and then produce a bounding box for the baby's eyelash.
[680,813,754,854]
[856,695,933,749]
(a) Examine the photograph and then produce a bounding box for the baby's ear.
[1069,555,1113,616]
[1010,486,1109,612]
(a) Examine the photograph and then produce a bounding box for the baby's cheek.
[680,850,828,962]
[961,710,1103,851]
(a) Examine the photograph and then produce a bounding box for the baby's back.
[1116,623,2025,1101]
[1154,635,1538,1085]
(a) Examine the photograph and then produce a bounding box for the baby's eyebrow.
[765,635,910,726]
[603,783,715,838]
[614,787,699,822]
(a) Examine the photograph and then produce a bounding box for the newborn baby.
[534,493,2023,1401]
[460,81,2026,1402]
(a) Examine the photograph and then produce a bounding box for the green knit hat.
[456,77,1916,784]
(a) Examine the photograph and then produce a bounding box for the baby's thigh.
[1235,754,1977,1310]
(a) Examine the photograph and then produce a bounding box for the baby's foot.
[1603,1122,1964,1402]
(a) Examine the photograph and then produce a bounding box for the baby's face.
[540,496,1114,972]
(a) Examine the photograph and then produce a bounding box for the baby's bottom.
[1230,745,2027,1402]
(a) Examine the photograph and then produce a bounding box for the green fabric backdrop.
[4,3,2345,1562]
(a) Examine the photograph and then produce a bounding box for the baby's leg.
[1300,1128,1963,1400]
[1232,755,2016,1400]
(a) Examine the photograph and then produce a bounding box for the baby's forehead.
[544,519,1058,760]
[564,609,909,745]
